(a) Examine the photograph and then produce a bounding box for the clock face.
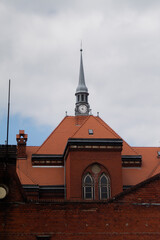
[78,105,87,114]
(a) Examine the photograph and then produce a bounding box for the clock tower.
[75,49,90,116]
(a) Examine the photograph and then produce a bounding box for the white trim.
[83,173,94,200]
[99,173,111,200]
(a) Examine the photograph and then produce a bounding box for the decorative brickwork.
[16,130,28,159]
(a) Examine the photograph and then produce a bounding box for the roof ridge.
[147,161,160,179]
[35,116,69,154]
[17,165,37,185]
[71,115,90,138]
[96,116,139,155]
[95,116,120,139]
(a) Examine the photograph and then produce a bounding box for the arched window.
[83,174,94,200]
[99,173,111,200]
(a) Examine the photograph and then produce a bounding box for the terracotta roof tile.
[96,116,139,156]
[72,115,120,139]
[36,116,86,155]
[16,168,35,185]
[122,147,160,186]
[36,115,137,156]
[17,146,64,186]
[16,116,160,188]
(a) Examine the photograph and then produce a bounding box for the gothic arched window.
[99,173,111,200]
[83,174,94,200]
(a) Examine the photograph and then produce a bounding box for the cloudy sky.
[0,0,160,147]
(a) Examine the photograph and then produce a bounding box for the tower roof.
[76,49,88,93]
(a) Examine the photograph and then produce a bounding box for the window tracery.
[82,165,111,201]
[83,173,94,200]
[99,173,111,200]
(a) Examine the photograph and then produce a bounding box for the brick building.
[0,49,160,239]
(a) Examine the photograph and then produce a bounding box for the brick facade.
[66,147,123,200]
[1,158,160,240]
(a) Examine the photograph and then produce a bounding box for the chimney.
[16,130,28,159]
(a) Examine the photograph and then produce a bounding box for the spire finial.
[76,46,88,93]
[80,40,82,52]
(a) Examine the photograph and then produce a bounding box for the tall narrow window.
[99,173,111,200]
[83,174,94,200]
[81,94,84,101]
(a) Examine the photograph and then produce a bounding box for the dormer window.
[88,129,93,135]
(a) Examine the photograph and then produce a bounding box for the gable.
[36,116,81,155]
[35,115,130,155]
[33,115,138,157]
[72,115,121,139]
[96,117,139,156]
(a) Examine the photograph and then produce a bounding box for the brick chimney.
[16,130,28,159]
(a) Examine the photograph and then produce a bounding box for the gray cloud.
[0,0,160,146]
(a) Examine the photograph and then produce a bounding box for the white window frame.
[83,173,94,200]
[99,173,111,200]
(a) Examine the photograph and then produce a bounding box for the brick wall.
[1,156,160,239]
[66,148,123,200]
[1,201,160,240]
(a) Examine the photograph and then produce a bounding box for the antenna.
[6,79,11,146]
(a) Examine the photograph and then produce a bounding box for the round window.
[91,164,101,174]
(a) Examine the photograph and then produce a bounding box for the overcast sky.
[0,0,160,147]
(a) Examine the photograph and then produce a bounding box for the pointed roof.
[72,115,120,139]
[76,49,88,93]
[16,116,160,187]
[35,115,137,156]
[95,116,139,156]
[36,115,121,155]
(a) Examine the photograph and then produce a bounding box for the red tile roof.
[35,115,138,156]
[16,116,160,187]
[122,147,160,186]
[17,146,64,186]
